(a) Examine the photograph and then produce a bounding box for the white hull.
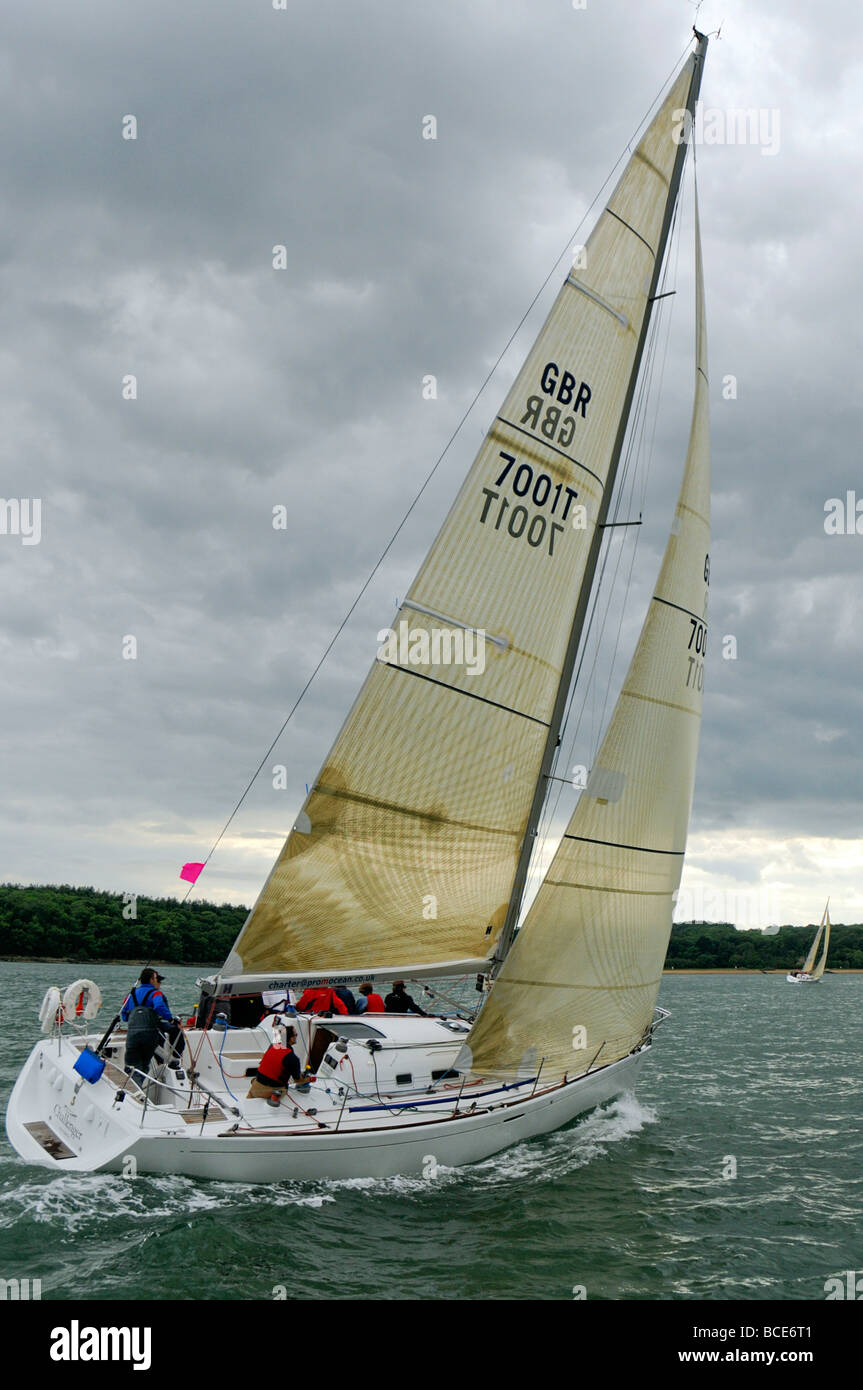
[786,973,819,983]
[5,1026,648,1183]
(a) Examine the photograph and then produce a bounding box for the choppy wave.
[3,969,862,1300]
[0,1092,654,1229]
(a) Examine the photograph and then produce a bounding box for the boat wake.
[0,1093,655,1229]
[467,1091,657,1187]
[322,1091,656,1197]
[0,1169,337,1235]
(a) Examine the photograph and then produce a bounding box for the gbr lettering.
[519,361,592,451]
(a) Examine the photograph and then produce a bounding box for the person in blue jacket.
[121,968,184,1073]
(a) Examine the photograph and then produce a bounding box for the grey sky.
[2,0,861,926]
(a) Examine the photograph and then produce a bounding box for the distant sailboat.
[787,902,830,983]
[7,31,712,1181]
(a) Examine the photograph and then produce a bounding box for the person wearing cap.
[121,968,184,1073]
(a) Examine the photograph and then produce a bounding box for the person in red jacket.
[247,1026,308,1102]
[295,984,348,1016]
[356,982,385,1013]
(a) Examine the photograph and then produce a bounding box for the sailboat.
[786,902,831,983]
[7,31,712,1182]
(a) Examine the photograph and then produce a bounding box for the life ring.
[62,978,103,1022]
[39,987,63,1033]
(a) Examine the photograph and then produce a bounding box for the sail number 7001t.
[479,450,577,557]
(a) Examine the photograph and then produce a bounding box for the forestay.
[463,189,710,1082]
[225,63,697,977]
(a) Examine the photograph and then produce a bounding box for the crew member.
[355,982,385,1013]
[248,1026,308,1103]
[121,968,184,1075]
[384,980,427,1015]
[333,984,357,1014]
[295,983,348,1015]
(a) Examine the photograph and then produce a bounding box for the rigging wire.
[179,39,699,902]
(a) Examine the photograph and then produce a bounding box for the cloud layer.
[2,0,861,927]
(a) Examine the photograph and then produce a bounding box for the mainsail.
[803,902,830,978]
[463,188,710,1082]
[225,58,699,976]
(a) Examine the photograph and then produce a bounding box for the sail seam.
[676,500,709,527]
[619,688,702,717]
[314,782,521,838]
[381,662,551,727]
[494,417,604,488]
[493,977,662,991]
[563,834,684,856]
[633,149,670,186]
[607,208,656,259]
[651,594,707,623]
[542,880,672,895]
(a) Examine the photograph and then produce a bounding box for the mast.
[491,30,709,972]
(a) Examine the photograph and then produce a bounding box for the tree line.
[1,884,862,969]
[0,884,245,964]
[666,921,863,970]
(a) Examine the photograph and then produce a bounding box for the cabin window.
[395,1073,413,1086]
[432,1068,459,1081]
[327,1023,385,1040]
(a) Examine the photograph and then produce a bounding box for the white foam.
[1,1093,656,1221]
[1,1170,337,1231]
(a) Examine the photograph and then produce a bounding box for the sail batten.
[225,54,704,979]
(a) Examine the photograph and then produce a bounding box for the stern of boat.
[5,1037,140,1173]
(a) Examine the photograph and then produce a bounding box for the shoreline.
[2,957,861,975]
[0,956,220,968]
[663,967,863,974]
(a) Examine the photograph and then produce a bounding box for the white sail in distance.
[464,186,710,1082]
[226,60,698,977]
[803,902,830,978]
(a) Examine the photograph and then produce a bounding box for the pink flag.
[180,861,205,885]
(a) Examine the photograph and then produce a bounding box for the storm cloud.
[1,0,861,926]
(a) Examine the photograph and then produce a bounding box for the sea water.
[1,961,860,1301]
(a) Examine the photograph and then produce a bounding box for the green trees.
[2,884,862,968]
[0,884,246,964]
[667,921,863,970]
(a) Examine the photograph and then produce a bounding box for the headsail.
[462,186,710,1082]
[225,57,700,976]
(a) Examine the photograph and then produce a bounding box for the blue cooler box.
[73,1047,106,1083]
